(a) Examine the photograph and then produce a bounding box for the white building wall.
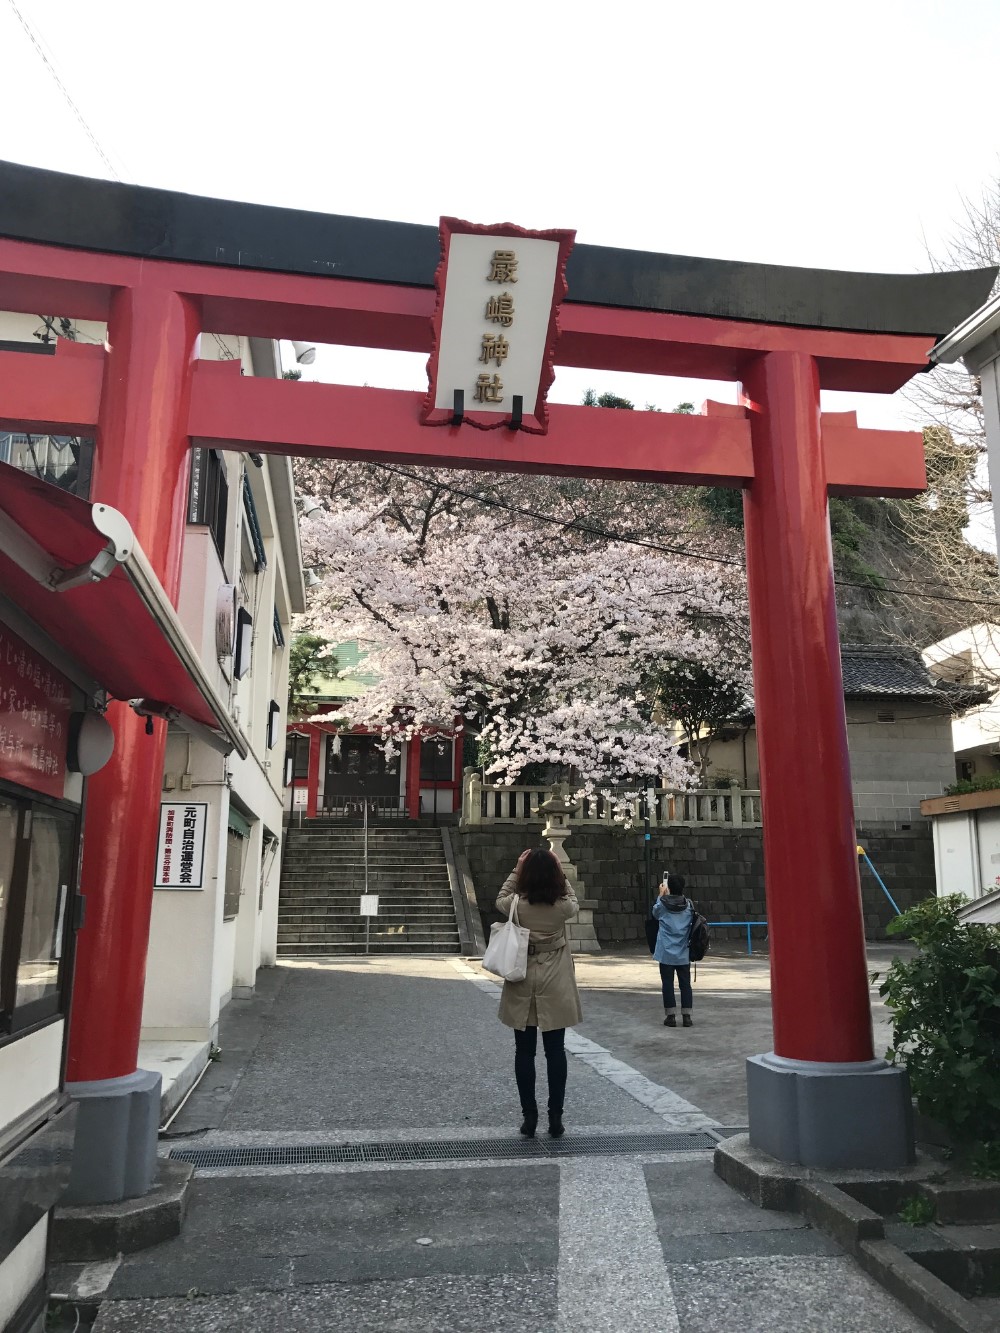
[140,335,301,1048]
[0,1216,48,1331]
[0,1021,64,1137]
[924,624,1000,772]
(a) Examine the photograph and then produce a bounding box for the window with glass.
[223,825,248,921]
[188,447,229,567]
[0,791,77,1038]
[285,734,310,782]
[0,432,93,497]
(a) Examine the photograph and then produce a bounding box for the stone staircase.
[277,822,461,956]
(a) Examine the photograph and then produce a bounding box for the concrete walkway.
[87,948,928,1332]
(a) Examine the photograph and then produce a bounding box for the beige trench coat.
[495,872,583,1032]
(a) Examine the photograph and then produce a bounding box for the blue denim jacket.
[652,894,693,966]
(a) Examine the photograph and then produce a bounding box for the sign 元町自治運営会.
[0,624,72,799]
[155,801,208,889]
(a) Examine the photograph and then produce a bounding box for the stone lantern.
[540,784,600,953]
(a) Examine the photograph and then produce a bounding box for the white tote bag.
[482,893,530,982]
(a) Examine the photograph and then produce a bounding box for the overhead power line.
[7,0,121,180]
[367,461,1000,611]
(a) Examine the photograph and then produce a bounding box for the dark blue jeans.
[659,963,693,1013]
[513,1026,567,1115]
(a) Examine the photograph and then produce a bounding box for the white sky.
[2,0,999,432]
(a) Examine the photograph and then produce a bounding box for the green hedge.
[877,896,1000,1157]
[944,773,1000,796]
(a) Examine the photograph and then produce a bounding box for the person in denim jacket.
[653,873,694,1027]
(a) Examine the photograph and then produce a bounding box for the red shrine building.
[285,644,463,822]
[0,159,994,1325]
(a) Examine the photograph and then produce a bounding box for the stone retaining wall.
[455,821,934,947]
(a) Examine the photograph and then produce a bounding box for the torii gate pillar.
[741,351,911,1167]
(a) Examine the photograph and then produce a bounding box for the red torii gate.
[0,163,994,1195]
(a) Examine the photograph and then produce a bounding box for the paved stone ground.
[89,948,929,1332]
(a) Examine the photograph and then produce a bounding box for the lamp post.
[431,738,448,827]
[643,788,652,908]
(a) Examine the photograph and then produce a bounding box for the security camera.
[292,341,317,365]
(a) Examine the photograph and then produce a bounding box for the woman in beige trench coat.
[495,848,582,1138]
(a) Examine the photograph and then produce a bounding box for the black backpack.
[644,910,659,955]
[688,900,711,962]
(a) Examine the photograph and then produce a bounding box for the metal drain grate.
[170,1130,717,1169]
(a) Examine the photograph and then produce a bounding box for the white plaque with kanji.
[155,802,208,889]
[422,218,575,434]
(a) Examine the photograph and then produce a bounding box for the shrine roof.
[840,643,984,705]
[0,160,994,341]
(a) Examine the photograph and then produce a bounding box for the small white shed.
[921,787,1000,911]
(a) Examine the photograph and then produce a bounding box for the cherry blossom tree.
[298,500,747,793]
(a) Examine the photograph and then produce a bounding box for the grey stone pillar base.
[747,1052,914,1170]
[63,1068,162,1205]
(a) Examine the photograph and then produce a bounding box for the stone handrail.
[461,770,762,829]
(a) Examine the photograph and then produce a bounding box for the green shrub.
[944,773,1000,796]
[879,895,1000,1144]
[968,1140,1000,1180]
[898,1195,936,1227]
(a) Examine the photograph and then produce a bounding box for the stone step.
[277,912,455,923]
[282,858,449,867]
[281,893,451,901]
[278,930,461,940]
[278,944,461,956]
[285,849,447,857]
[282,865,450,875]
[279,912,458,925]
[283,876,450,884]
[282,891,453,898]
[279,889,453,902]
[282,864,448,873]
[285,837,446,846]
[285,859,446,869]
[287,846,447,855]
[278,826,459,956]
[280,879,451,890]
[280,927,458,938]
[289,833,445,843]
[281,875,451,885]
[280,906,456,917]
[283,856,448,865]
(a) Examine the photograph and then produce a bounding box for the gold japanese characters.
[474,249,518,405]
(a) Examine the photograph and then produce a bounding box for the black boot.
[520,1106,538,1137]
[548,1111,565,1138]
[664,1012,677,1028]
[682,1013,693,1028]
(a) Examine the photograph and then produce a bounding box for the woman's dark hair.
[667,873,686,895]
[516,849,569,905]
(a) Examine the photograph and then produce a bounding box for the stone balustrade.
[461,770,762,830]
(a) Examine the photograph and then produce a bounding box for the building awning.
[0,463,247,758]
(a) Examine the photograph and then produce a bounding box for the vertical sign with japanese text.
[155,802,208,889]
[0,624,72,799]
[422,218,575,434]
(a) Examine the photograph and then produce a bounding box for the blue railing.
[708,921,768,955]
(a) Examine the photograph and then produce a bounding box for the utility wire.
[368,461,1000,610]
[7,0,121,180]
